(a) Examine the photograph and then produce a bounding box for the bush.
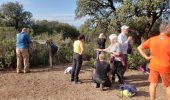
[0,39,16,68]
[127,48,147,69]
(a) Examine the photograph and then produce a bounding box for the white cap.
[121,25,129,30]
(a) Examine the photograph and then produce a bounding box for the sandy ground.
[0,62,167,100]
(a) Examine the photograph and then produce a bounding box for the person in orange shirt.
[138,21,170,100]
[71,34,85,84]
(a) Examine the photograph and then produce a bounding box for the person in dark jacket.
[93,53,111,90]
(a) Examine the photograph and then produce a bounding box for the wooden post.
[48,43,53,68]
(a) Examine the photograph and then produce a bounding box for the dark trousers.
[111,61,124,84]
[93,75,111,88]
[71,53,82,82]
[122,54,128,76]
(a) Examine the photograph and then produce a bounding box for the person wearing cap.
[138,21,170,100]
[16,28,31,73]
[96,34,124,84]
[96,33,106,60]
[71,34,85,84]
[92,53,111,90]
[118,25,132,78]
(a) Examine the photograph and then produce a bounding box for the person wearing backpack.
[138,21,170,100]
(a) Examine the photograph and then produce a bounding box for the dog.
[64,66,73,74]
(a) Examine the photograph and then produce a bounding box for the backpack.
[50,43,58,56]
[119,84,137,97]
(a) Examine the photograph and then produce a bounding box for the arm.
[118,35,132,47]
[25,34,32,44]
[95,47,110,52]
[137,45,152,60]
[80,41,84,55]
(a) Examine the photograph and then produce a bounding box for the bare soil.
[0,62,167,100]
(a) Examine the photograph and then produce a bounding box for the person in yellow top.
[71,34,85,84]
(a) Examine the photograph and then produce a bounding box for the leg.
[22,49,30,73]
[104,77,111,87]
[166,86,170,100]
[74,55,82,82]
[149,70,159,100]
[149,83,158,100]
[122,54,127,77]
[160,73,170,100]
[96,83,100,88]
[111,62,116,83]
[115,61,124,84]
[16,49,22,73]
[71,58,76,81]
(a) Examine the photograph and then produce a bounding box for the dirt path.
[0,63,167,100]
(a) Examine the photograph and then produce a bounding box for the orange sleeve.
[141,39,150,49]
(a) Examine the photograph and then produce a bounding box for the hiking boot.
[71,79,74,82]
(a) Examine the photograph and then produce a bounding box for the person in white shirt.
[118,25,132,78]
[96,34,124,84]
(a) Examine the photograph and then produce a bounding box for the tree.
[32,20,79,39]
[76,0,170,43]
[0,2,32,30]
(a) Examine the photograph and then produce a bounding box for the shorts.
[149,69,170,87]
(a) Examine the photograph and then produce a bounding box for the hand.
[128,36,132,42]
[95,49,101,51]
[145,55,153,60]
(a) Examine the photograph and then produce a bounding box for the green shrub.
[88,57,96,68]
[127,48,147,69]
[0,39,16,68]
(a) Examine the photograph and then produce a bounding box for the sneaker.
[100,84,104,91]
[75,81,82,84]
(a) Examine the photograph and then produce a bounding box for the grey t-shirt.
[107,42,121,61]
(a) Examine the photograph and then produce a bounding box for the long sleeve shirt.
[118,33,128,54]
[16,32,31,49]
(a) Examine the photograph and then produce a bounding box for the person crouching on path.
[96,34,124,84]
[16,28,31,73]
[71,34,85,84]
[92,53,111,90]
[138,21,170,100]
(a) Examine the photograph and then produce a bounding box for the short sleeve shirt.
[141,34,170,73]
[107,43,121,61]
